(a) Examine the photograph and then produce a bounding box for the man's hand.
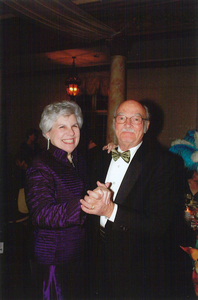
[80,182,114,218]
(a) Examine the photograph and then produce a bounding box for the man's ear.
[144,121,150,133]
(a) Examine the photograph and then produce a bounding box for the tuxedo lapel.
[115,144,145,205]
[101,151,112,182]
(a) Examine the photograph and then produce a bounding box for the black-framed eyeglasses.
[114,115,148,125]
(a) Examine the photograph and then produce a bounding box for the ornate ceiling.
[1,0,198,74]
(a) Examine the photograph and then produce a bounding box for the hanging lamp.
[65,57,81,98]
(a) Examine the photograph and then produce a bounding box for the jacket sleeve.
[25,161,86,229]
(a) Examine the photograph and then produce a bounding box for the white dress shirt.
[100,142,142,227]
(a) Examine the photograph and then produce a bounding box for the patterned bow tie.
[112,149,130,163]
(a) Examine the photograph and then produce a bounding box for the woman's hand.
[102,142,117,153]
[80,181,114,217]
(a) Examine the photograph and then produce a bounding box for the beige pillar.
[106,55,126,143]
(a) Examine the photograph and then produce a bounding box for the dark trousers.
[89,234,195,300]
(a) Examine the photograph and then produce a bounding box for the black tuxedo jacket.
[88,141,195,299]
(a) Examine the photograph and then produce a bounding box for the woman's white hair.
[39,100,83,138]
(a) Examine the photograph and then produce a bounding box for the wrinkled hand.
[94,181,112,205]
[80,181,114,217]
[102,142,117,153]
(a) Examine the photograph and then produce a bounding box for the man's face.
[114,100,150,151]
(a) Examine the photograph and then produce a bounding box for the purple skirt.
[31,260,86,300]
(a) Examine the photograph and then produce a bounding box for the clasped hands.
[80,181,114,218]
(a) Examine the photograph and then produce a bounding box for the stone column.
[106,54,126,143]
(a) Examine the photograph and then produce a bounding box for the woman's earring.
[47,138,50,150]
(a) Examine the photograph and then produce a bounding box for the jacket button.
[121,226,128,231]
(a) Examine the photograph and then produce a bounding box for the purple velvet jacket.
[25,144,88,265]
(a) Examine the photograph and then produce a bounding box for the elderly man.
[81,100,194,299]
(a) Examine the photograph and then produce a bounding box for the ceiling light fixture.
[65,57,81,98]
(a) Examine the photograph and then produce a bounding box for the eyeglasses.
[114,115,148,125]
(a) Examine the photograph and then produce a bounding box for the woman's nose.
[66,127,75,135]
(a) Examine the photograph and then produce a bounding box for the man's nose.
[125,117,132,125]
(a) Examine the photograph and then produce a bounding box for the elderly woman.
[25,100,88,300]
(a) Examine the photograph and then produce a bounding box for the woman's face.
[46,114,80,154]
